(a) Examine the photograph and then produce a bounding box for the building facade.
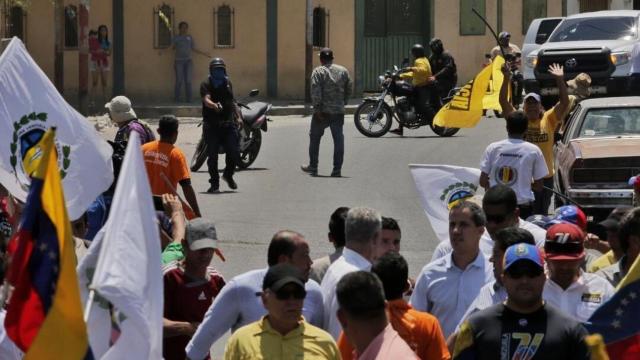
[1,0,637,103]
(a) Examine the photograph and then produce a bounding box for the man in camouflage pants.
[301,48,352,177]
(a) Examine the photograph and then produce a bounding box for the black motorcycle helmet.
[429,38,444,55]
[411,44,425,58]
[498,31,511,46]
[209,57,226,70]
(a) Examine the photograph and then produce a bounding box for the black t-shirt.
[200,79,236,124]
[455,303,589,360]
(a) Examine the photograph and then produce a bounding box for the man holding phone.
[142,115,201,219]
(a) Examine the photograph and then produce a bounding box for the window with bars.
[522,0,547,35]
[7,5,26,40]
[460,0,485,36]
[153,4,173,49]
[214,5,234,48]
[313,7,329,48]
[64,5,78,49]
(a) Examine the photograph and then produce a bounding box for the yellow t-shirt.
[524,108,560,178]
[587,251,617,273]
[399,57,432,87]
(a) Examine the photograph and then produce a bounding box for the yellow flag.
[483,56,507,111]
[434,60,493,128]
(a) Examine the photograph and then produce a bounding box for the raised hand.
[548,63,564,78]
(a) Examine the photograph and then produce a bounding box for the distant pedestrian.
[162,218,225,360]
[453,243,590,360]
[90,25,110,103]
[172,21,209,103]
[310,206,349,283]
[479,110,548,219]
[301,47,352,177]
[223,264,339,359]
[105,95,155,145]
[336,271,418,359]
[338,252,450,360]
[142,115,201,219]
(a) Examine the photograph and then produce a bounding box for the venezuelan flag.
[585,255,640,359]
[5,129,90,359]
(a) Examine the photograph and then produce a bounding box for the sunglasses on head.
[505,263,544,279]
[274,287,306,301]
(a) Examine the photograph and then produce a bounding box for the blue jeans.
[174,59,193,102]
[308,113,344,171]
[204,122,240,186]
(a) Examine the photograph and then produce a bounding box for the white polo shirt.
[409,251,494,337]
[543,271,615,323]
[480,138,548,204]
[320,247,372,339]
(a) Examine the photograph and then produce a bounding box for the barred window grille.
[64,5,78,49]
[215,5,234,48]
[154,4,173,49]
[313,7,329,48]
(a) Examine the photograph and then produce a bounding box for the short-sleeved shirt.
[480,138,549,204]
[454,303,589,360]
[525,109,560,178]
[543,271,615,322]
[200,79,236,124]
[142,140,190,196]
[223,317,340,360]
[172,35,194,61]
[163,262,225,360]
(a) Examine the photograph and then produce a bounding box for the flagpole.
[84,289,95,322]
[472,8,506,60]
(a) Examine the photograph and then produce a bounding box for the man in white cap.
[163,218,226,360]
[105,95,155,144]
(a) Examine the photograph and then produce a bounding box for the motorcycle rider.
[200,58,243,193]
[428,38,457,105]
[390,44,433,136]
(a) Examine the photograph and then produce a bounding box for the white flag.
[0,37,113,220]
[409,164,482,242]
[90,133,163,360]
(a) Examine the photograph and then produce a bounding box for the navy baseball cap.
[503,243,544,272]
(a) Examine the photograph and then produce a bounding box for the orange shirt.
[338,299,451,360]
[142,141,195,218]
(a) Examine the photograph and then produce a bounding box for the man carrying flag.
[4,128,90,359]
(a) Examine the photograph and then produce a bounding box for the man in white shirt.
[321,207,382,339]
[185,230,324,360]
[431,185,546,261]
[410,201,493,337]
[543,223,615,322]
[480,110,548,219]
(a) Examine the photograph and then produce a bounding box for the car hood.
[539,39,634,51]
[570,137,640,158]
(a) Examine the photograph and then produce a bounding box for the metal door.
[356,0,430,92]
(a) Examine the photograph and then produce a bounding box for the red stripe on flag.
[607,333,640,360]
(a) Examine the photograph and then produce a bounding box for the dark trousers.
[519,203,534,220]
[204,122,240,186]
[308,113,344,171]
[533,177,554,215]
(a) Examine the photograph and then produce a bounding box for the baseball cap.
[319,47,334,60]
[262,263,305,292]
[545,223,586,261]
[553,205,587,230]
[598,208,629,232]
[629,175,640,190]
[503,243,544,272]
[523,93,541,103]
[105,96,137,124]
[185,218,218,251]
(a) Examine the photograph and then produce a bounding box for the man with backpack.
[105,95,156,144]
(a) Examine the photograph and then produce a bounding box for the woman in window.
[90,25,111,105]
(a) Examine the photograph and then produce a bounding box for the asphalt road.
[102,113,505,356]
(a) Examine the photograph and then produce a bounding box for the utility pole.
[78,1,89,115]
[53,0,64,93]
[304,0,312,103]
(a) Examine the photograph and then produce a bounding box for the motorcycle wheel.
[429,123,460,137]
[354,102,393,137]
[237,129,262,170]
[190,136,208,172]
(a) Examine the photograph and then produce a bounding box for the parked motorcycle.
[190,89,271,172]
[354,65,460,138]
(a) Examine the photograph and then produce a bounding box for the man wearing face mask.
[428,38,457,104]
[200,58,243,193]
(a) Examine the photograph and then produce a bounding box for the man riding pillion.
[200,58,243,193]
[428,38,457,103]
[389,44,434,136]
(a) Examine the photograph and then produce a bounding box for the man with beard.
[453,243,590,360]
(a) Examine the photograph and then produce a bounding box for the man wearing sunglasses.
[543,223,614,322]
[224,264,340,359]
[453,243,590,360]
